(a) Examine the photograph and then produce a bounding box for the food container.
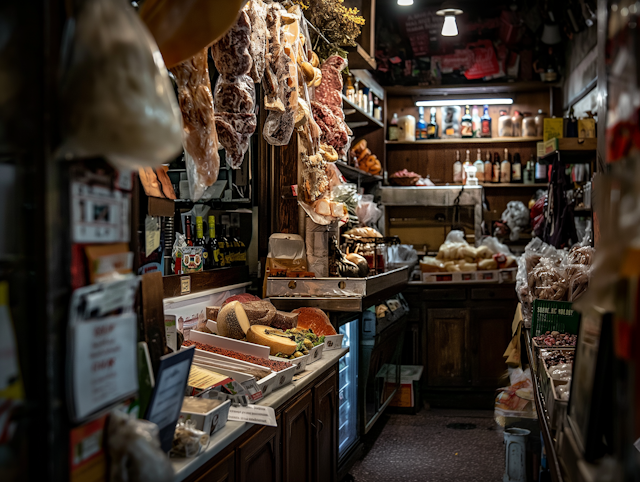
[270,353,309,374]
[260,364,297,396]
[535,110,548,137]
[522,113,537,137]
[324,334,344,351]
[307,342,325,365]
[194,360,274,401]
[498,110,513,137]
[190,330,271,359]
[539,361,570,430]
[511,111,523,137]
[179,398,231,436]
[397,115,416,142]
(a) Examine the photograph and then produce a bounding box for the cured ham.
[244,0,267,83]
[170,48,220,199]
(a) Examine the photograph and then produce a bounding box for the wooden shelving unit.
[345,42,376,70]
[163,265,250,298]
[539,138,597,164]
[386,137,542,146]
[342,95,384,130]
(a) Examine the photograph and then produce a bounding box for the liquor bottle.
[345,75,355,103]
[217,224,228,267]
[524,155,535,184]
[535,156,548,183]
[427,107,438,139]
[235,228,247,265]
[205,215,220,269]
[511,153,523,183]
[462,149,473,184]
[461,105,473,138]
[500,148,511,183]
[492,152,501,183]
[484,150,493,182]
[473,148,485,182]
[195,216,206,258]
[185,216,193,246]
[472,106,481,138]
[229,228,241,266]
[416,107,428,140]
[453,150,463,183]
[480,105,492,138]
[388,113,399,141]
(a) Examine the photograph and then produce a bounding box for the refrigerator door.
[338,318,358,459]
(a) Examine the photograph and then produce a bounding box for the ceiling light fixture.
[397,0,414,5]
[436,1,463,37]
[415,98,514,107]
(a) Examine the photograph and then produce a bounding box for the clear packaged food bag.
[59,0,183,169]
[171,419,210,458]
[494,368,537,424]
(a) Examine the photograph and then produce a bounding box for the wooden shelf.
[335,161,382,184]
[345,42,376,70]
[385,81,560,96]
[163,265,250,298]
[480,183,547,188]
[342,95,384,130]
[539,139,597,164]
[386,137,542,146]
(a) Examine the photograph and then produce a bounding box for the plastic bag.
[59,0,182,169]
[332,183,359,230]
[356,195,382,227]
[171,419,210,458]
[494,368,537,423]
[387,244,419,271]
[108,411,173,482]
[305,219,339,277]
[500,201,530,241]
[481,236,513,257]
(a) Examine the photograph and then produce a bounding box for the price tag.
[180,276,191,295]
[145,215,160,257]
[228,404,277,427]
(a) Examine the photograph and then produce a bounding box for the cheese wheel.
[246,325,297,356]
[217,301,251,339]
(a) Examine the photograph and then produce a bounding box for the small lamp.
[436,1,463,37]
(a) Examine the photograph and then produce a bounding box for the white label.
[180,277,191,295]
[73,314,138,420]
[145,215,161,257]
[228,404,277,427]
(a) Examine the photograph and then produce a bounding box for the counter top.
[171,347,349,482]
[407,280,516,287]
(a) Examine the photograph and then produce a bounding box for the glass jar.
[498,110,513,137]
[522,112,537,137]
[511,111,523,137]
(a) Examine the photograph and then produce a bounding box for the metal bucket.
[503,428,530,482]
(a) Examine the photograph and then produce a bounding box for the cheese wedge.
[246,325,297,356]
[217,301,251,339]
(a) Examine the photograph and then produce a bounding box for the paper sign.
[228,404,277,427]
[71,182,130,243]
[188,365,230,390]
[145,215,161,257]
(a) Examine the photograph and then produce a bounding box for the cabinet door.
[283,390,313,482]
[313,370,338,482]
[237,421,280,482]
[195,452,235,482]
[426,308,469,386]
[470,306,515,387]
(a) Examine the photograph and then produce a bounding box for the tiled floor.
[348,408,505,482]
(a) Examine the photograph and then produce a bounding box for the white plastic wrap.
[500,201,530,241]
[59,0,183,169]
[356,194,382,227]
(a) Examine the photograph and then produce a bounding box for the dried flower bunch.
[294,0,365,47]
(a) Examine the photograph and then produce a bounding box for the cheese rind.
[217,301,251,339]
[206,306,221,321]
[246,325,297,355]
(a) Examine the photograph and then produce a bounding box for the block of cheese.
[241,300,277,326]
[223,293,262,304]
[271,311,298,330]
[206,306,221,321]
[292,307,336,336]
[217,301,251,339]
[246,325,297,356]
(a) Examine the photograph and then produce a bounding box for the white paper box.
[270,354,309,374]
[324,334,344,351]
[189,331,270,359]
[179,399,231,436]
[307,343,325,365]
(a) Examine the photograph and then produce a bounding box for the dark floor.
[348,408,505,482]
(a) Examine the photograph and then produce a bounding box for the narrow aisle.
[349,409,504,482]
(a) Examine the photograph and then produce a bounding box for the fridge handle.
[317,419,324,433]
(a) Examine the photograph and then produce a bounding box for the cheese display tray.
[324,334,344,351]
[271,353,309,374]
[307,342,325,365]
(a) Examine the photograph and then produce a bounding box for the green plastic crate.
[531,300,581,338]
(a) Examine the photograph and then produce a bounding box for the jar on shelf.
[498,110,513,137]
[511,111,523,137]
[522,112,537,137]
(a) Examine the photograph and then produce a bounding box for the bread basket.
[389,175,420,186]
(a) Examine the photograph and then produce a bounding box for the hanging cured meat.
[244,0,267,83]
[211,11,257,169]
[170,48,220,200]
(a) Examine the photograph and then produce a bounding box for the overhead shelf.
[342,95,384,129]
[345,43,376,70]
[539,138,597,164]
[386,137,542,146]
[385,81,561,96]
[335,161,382,184]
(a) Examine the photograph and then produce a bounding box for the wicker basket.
[389,175,420,186]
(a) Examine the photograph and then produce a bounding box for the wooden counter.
[403,282,517,408]
[173,348,348,482]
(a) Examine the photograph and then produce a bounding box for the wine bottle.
[511,153,523,183]
[427,107,438,139]
[500,148,511,183]
[388,113,399,141]
[205,215,220,269]
[185,217,193,247]
[462,149,473,185]
[480,105,492,138]
[473,148,485,182]
[524,155,536,184]
[484,150,493,183]
[492,153,501,183]
[535,156,548,183]
[453,150,463,183]
[461,105,473,138]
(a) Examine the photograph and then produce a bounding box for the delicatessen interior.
[3,0,640,481]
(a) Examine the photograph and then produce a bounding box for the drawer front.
[471,287,516,300]
[422,288,466,301]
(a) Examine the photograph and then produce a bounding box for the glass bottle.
[206,215,219,269]
[480,105,492,138]
[345,75,355,103]
[511,153,522,183]
[524,155,536,184]
[483,150,493,183]
[500,148,511,183]
[218,224,228,267]
[462,150,473,185]
[453,150,463,183]
[461,105,473,138]
[388,113,399,141]
[535,157,548,183]
[492,152,501,183]
[416,107,428,140]
[473,148,485,182]
[427,107,438,139]
[185,216,193,247]
[535,109,548,137]
[472,106,481,138]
